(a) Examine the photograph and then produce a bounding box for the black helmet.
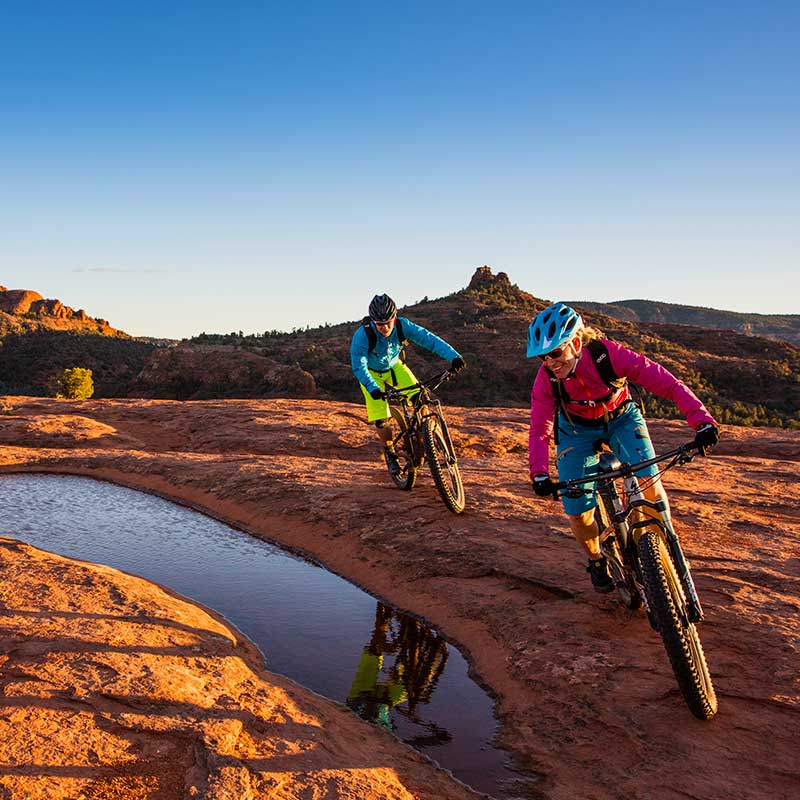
[368,294,397,323]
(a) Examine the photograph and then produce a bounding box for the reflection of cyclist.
[346,604,407,730]
[350,294,465,476]
[346,602,449,732]
[527,303,720,592]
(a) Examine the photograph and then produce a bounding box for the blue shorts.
[556,403,658,515]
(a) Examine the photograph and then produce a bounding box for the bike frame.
[385,371,458,468]
[558,443,705,623]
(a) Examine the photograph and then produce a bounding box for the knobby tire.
[421,415,465,514]
[389,406,417,490]
[638,529,717,720]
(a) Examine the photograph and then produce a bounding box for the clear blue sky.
[1,1,798,338]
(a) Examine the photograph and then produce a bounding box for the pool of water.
[0,474,519,796]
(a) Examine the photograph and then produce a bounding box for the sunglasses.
[538,345,569,362]
[372,318,395,327]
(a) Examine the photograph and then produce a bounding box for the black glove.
[370,388,385,400]
[694,423,719,452]
[450,357,466,373]
[531,474,557,498]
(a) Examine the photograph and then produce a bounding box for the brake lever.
[676,444,699,464]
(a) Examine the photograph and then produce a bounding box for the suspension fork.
[625,476,705,624]
[654,498,705,623]
[421,399,457,465]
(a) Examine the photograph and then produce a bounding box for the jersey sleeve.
[350,326,381,393]
[401,318,460,362]
[528,366,555,476]
[605,340,717,429]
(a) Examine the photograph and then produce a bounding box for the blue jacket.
[350,316,460,394]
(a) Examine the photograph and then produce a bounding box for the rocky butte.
[0,285,116,334]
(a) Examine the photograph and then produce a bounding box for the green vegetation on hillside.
[570,299,800,348]
[0,331,155,397]
[183,271,800,428]
[2,271,798,429]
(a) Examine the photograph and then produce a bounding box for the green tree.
[55,367,94,399]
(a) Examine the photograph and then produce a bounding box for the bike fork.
[655,499,704,623]
[432,402,458,466]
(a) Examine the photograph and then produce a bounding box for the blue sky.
[1,1,798,338]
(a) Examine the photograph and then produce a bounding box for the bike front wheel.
[422,415,465,514]
[638,529,717,720]
[389,406,417,490]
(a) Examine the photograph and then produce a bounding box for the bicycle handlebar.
[382,369,456,400]
[552,439,703,498]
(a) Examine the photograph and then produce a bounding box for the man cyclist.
[526,302,719,593]
[350,293,465,476]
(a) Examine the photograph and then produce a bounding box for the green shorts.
[360,362,418,422]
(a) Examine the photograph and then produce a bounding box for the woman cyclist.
[351,293,465,476]
[527,303,719,592]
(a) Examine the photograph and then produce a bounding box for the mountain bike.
[553,439,717,720]
[383,370,465,514]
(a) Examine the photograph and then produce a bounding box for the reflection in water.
[0,474,517,797]
[347,602,450,745]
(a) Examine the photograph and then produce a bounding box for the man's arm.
[401,318,460,363]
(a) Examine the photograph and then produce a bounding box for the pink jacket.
[529,339,717,476]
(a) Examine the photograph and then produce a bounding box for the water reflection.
[347,602,450,744]
[0,474,515,796]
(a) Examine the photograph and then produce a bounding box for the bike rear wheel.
[422,415,465,514]
[638,529,717,720]
[389,406,417,490]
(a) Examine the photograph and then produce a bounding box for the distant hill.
[2,273,798,429]
[567,299,800,348]
[0,285,327,400]
[181,267,800,429]
[0,285,156,396]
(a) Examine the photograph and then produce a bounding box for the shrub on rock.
[55,367,94,400]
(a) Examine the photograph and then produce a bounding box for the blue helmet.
[526,303,583,358]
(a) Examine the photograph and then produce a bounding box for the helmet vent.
[525,302,584,359]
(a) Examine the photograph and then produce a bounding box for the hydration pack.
[547,339,644,443]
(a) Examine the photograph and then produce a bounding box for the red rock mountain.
[0,285,118,335]
[2,271,798,430]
